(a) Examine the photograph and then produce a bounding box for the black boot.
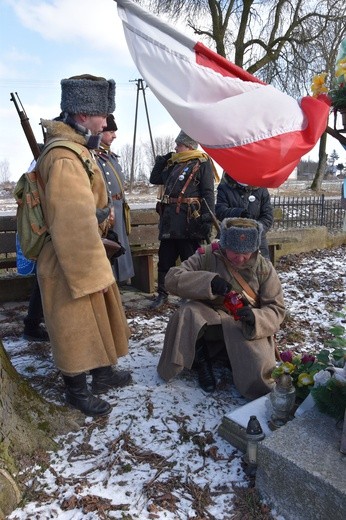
[195,339,216,392]
[23,323,49,342]
[149,292,168,309]
[149,271,168,309]
[91,366,132,394]
[63,373,111,416]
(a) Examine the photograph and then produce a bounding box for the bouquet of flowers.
[311,72,329,98]
[271,350,325,400]
[328,38,346,111]
[272,319,346,419]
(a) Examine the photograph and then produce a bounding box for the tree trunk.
[310,132,328,191]
[0,340,82,519]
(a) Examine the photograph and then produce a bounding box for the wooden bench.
[128,207,289,284]
[128,208,159,293]
[0,207,294,302]
[0,210,161,302]
[0,214,35,302]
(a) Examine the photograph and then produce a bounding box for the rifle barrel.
[202,197,220,233]
[10,92,41,160]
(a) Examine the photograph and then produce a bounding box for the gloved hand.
[211,275,232,296]
[155,152,172,165]
[96,207,110,224]
[236,306,255,326]
[163,151,173,161]
[240,210,250,218]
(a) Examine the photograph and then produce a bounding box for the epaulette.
[197,241,220,255]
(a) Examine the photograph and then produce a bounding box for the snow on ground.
[1,245,345,520]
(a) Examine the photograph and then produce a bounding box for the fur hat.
[103,114,118,132]
[60,74,115,115]
[175,130,198,150]
[219,217,263,253]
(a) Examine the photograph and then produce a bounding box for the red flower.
[280,350,293,363]
[301,354,316,364]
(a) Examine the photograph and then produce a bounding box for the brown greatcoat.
[36,120,130,374]
[157,246,286,399]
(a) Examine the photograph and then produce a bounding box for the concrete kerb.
[255,408,346,520]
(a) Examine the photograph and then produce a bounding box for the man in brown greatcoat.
[37,74,131,417]
[157,217,286,400]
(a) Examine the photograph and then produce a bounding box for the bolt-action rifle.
[202,196,221,233]
[10,92,41,160]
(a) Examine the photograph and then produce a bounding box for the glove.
[163,152,173,161]
[155,152,172,165]
[240,210,250,218]
[211,275,232,296]
[236,306,255,326]
[96,207,110,224]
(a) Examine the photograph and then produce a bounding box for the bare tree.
[119,143,144,191]
[138,1,346,71]
[142,135,176,171]
[0,340,82,516]
[138,0,346,190]
[296,8,346,190]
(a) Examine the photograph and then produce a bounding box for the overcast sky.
[1,0,345,182]
[0,0,180,181]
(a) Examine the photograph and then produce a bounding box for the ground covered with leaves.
[1,245,345,520]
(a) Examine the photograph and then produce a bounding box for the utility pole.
[129,78,156,193]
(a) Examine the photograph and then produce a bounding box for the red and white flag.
[115,0,329,187]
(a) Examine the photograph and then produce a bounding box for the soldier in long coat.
[37,75,131,417]
[157,218,286,400]
[96,114,134,283]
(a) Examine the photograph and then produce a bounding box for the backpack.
[13,140,95,260]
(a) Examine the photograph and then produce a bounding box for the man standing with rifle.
[12,76,132,417]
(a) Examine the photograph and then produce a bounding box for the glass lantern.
[246,415,265,467]
[269,373,296,429]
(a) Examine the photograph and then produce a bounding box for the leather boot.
[195,339,216,392]
[149,271,168,309]
[23,324,49,342]
[63,373,111,416]
[149,292,168,309]
[91,366,132,394]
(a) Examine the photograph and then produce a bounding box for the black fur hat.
[103,114,118,132]
[60,74,115,115]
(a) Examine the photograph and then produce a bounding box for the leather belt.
[112,193,123,200]
[166,197,201,204]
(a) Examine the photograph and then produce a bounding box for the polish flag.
[115,0,330,188]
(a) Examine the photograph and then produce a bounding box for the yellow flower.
[335,58,346,78]
[311,73,328,97]
[281,362,295,374]
[297,373,314,387]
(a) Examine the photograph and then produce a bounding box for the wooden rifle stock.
[10,92,41,160]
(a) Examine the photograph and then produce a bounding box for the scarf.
[58,112,102,149]
[168,150,220,182]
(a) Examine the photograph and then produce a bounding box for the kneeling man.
[157,218,285,400]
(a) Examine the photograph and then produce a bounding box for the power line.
[129,78,156,192]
